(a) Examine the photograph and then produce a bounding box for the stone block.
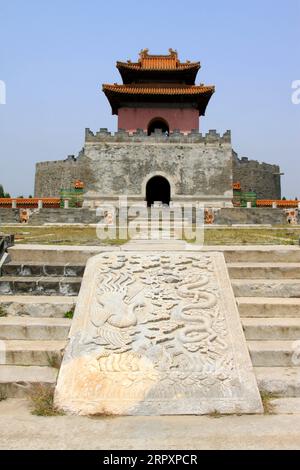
[55,251,263,416]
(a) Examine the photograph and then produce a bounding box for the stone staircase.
[225,247,300,414]
[0,247,82,398]
[1,244,300,414]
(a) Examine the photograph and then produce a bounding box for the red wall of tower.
[118,107,199,134]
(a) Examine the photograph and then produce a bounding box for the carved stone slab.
[55,252,263,415]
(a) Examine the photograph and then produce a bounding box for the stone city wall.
[34,129,281,202]
[82,129,233,201]
[34,149,94,198]
[232,152,281,200]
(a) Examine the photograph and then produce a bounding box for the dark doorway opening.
[147,118,169,136]
[146,176,171,207]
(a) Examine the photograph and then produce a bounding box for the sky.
[0,0,299,198]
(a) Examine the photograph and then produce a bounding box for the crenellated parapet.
[85,128,231,145]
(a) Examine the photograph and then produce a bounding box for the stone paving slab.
[1,399,300,450]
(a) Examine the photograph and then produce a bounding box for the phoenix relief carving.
[84,255,232,386]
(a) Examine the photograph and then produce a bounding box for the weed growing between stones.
[207,410,224,419]
[0,305,7,317]
[64,308,75,319]
[88,410,117,420]
[0,390,8,401]
[260,392,278,414]
[46,353,62,370]
[27,384,64,417]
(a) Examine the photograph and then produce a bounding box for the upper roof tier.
[117,49,201,84]
[102,49,215,115]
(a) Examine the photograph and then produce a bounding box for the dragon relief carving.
[84,254,235,394]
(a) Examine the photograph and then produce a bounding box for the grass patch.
[64,307,75,319]
[0,305,7,317]
[1,225,300,246]
[27,384,64,417]
[0,226,129,245]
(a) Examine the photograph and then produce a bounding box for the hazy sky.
[0,0,299,198]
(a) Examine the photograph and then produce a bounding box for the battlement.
[36,159,80,168]
[85,128,231,145]
[233,152,280,173]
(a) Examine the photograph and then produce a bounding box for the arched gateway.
[145,175,171,207]
[147,118,169,136]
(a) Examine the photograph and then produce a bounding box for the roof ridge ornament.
[139,48,149,60]
[168,48,178,58]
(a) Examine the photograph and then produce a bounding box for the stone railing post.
[11,200,17,209]
[38,199,43,210]
[272,202,277,209]
[64,199,69,209]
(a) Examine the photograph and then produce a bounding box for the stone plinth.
[55,251,263,416]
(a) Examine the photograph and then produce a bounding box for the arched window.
[147,118,169,136]
[145,175,171,207]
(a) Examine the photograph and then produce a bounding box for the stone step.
[267,397,300,414]
[228,263,300,279]
[232,279,300,298]
[123,239,187,251]
[255,367,300,397]
[0,295,77,317]
[0,276,82,296]
[8,244,300,262]
[0,365,58,398]
[243,318,300,340]
[248,340,298,367]
[223,247,300,263]
[0,317,71,340]
[7,245,108,264]
[2,340,66,366]
[1,262,85,277]
[236,298,300,318]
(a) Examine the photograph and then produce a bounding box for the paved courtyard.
[0,399,300,450]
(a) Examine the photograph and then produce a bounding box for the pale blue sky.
[0,0,299,197]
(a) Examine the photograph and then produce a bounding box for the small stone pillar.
[64,199,69,209]
[38,199,43,209]
[247,202,252,208]
[298,202,300,210]
[11,200,17,209]
[272,202,277,209]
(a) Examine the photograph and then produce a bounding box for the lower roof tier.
[102,83,215,115]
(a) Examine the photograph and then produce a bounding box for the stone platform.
[54,251,262,415]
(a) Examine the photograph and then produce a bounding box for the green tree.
[0,185,10,198]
